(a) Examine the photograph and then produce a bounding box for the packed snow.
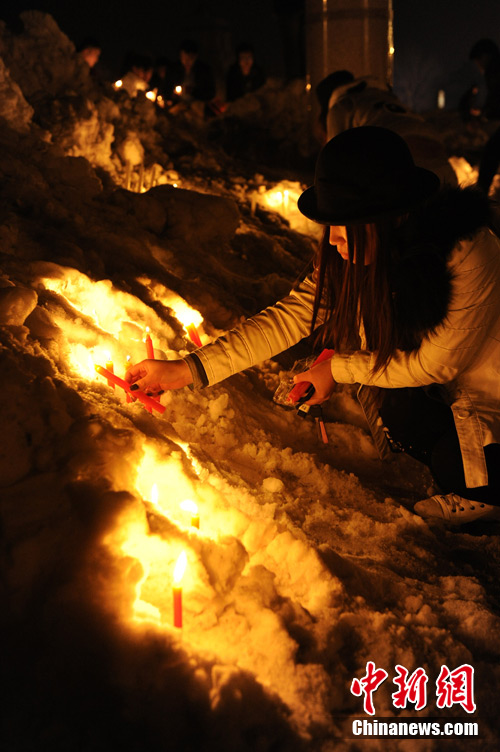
[1,11,499,752]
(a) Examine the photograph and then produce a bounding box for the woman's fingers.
[125,359,192,392]
[293,360,335,405]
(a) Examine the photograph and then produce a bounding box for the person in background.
[469,38,500,195]
[226,43,266,102]
[171,39,216,105]
[120,54,153,98]
[316,70,457,187]
[126,126,500,527]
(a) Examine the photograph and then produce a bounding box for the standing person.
[126,127,500,526]
[316,71,457,186]
[469,38,500,194]
[226,43,266,102]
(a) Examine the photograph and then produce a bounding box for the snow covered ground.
[1,12,499,752]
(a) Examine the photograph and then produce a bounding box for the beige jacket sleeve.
[331,228,500,388]
[194,275,321,385]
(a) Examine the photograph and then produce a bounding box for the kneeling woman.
[126,126,500,525]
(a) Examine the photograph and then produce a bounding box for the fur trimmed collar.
[391,187,494,351]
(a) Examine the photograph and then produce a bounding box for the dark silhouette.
[226,43,266,102]
[171,39,216,104]
[469,38,500,194]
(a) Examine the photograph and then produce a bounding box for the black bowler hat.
[298,126,440,225]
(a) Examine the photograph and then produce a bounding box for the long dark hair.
[311,218,404,374]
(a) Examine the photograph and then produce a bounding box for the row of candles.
[114,79,184,109]
[95,321,202,415]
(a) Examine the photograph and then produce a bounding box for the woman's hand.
[125,359,192,395]
[293,358,336,405]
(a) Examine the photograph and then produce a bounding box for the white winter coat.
[191,226,500,489]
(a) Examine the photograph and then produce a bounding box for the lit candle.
[146,90,156,102]
[173,551,187,628]
[174,85,183,96]
[180,499,199,529]
[105,351,115,389]
[94,364,166,414]
[186,323,202,348]
[114,79,123,90]
[144,327,155,359]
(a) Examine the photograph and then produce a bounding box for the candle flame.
[173,551,187,584]
[146,90,156,102]
[174,85,182,95]
[180,499,198,514]
[114,79,123,88]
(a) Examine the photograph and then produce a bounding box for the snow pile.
[1,12,500,752]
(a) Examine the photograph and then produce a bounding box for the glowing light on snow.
[151,483,158,506]
[146,90,157,102]
[174,85,183,95]
[168,298,204,345]
[114,79,123,89]
[180,499,200,529]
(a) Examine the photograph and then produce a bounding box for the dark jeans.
[477,124,500,193]
[379,387,500,505]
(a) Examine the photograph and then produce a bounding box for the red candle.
[94,364,165,414]
[287,348,335,404]
[186,323,202,348]
[145,328,155,359]
[173,552,187,628]
[125,356,132,402]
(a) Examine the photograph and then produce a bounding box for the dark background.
[2,0,500,111]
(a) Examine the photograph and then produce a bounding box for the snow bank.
[1,11,499,752]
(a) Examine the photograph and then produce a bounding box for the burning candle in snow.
[186,323,202,348]
[144,327,155,359]
[174,85,183,96]
[173,551,187,628]
[145,90,156,102]
[105,351,115,389]
[180,499,199,529]
[114,79,123,90]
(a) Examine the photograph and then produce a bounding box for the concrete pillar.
[305,0,393,93]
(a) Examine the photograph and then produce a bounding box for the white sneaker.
[414,493,500,525]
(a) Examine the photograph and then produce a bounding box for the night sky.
[2,1,500,109]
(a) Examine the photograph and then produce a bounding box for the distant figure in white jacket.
[127,127,500,526]
[315,70,457,188]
